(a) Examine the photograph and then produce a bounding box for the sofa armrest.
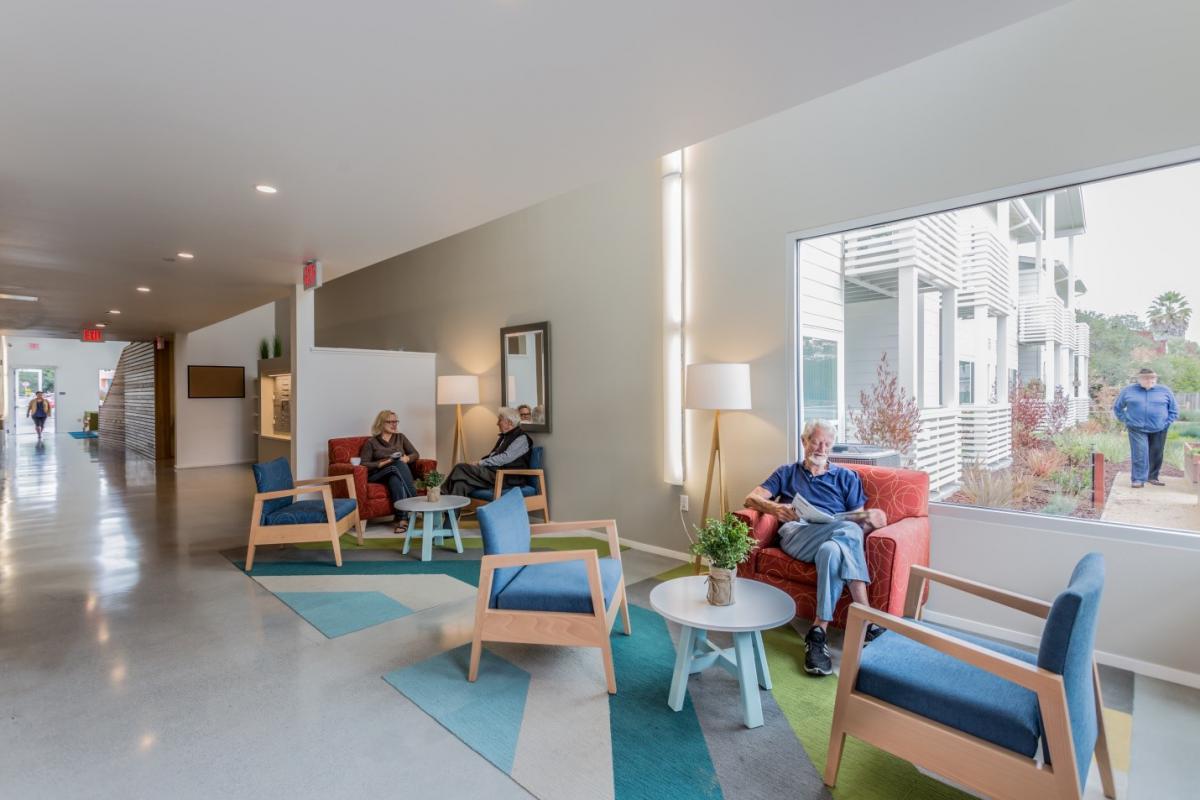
[733,508,780,576]
[864,515,930,617]
[329,463,369,503]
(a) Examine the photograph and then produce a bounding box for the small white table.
[649,575,795,729]
[393,495,470,562]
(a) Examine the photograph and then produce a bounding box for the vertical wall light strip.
[662,150,685,484]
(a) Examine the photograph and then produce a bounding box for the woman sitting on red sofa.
[744,419,887,677]
[360,409,420,533]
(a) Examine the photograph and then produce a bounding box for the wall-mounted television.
[188,365,246,398]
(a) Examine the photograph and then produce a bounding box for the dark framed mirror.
[500,321,550,433]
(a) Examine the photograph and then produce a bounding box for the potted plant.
[420,470,444,502]
[690,513,754,606]
[272,334,283,358]
[259,338,270,360]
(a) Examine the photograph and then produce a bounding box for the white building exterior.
[797,188,1090,495]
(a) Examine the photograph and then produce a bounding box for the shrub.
[1043,493,1079,516]
[1022,448,1066,477]
[1179,409,1200,423]
[850,353,922,464]
[1049,468,1091,497]
[1044,385,1072,437]
[1010,379,1046,450]
[958,465,1037,510]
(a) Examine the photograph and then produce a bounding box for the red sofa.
[734,463,930,627]
[327,436,437,522]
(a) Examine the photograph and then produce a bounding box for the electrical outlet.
[679,494,689,512]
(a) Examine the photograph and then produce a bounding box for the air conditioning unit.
[829,443,902,467]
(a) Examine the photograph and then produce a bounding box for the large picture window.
[795,159,1200,536]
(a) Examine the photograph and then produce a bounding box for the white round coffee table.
[649,575,795,728]
[393,494,470,562]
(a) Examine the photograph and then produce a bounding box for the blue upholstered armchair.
[247,457,364,570]
[468,488,630,693]
[466,445,549,521]
[825,554,1114,800]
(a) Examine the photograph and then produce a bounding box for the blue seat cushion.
[477,488,531,603]
[253,457,295,521]
[265,498,357,526]
[493,557,623,614]
[855,620,1043,758]
[469,484,538,500]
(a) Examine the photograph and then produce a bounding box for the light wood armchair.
[247,473,364,571]
[469,517,631,694]
[826,563,1115,800]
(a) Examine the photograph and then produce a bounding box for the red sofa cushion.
[327,436,436,521]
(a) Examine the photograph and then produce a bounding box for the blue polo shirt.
[760,461,866,516]
[1113,383,1178,433]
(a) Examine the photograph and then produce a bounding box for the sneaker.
[1131,482,1144,488]
[864,623,886,644]
[804,625,833,676]
[1149,479,1166,486]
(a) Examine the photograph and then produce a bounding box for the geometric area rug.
[384,604,722,800]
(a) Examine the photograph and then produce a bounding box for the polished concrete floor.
[3,433,1198,798]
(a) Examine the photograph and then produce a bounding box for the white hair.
[497,407,522,427]
[801,419,837,441]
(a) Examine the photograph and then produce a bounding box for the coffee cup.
[350,457,362,466]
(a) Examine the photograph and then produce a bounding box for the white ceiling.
[0,1,1065,340]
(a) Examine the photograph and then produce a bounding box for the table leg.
[401,512,415,555]
[668,626,697,712]
[421,512,434,562]
[753,630,772,690]
[733,631,764,728]
[448,509,464,553]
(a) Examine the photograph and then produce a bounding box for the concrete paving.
[1101,470,1200,533]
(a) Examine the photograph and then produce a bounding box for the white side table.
[649,575,795,729]
[393,495,470,562]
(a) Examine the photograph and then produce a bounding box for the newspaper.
[790,494,870,525]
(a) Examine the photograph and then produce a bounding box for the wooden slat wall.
[99,342,157,459]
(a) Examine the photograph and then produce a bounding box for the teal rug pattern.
[68,431,99,439]
[274,591,412,638]
[232,558,481,586]
[382,604,721,800]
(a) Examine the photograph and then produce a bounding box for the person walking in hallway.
[26,391,51,441]
[1113,367,1178,488]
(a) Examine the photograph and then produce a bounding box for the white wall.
[6,336,128,433]
[174,303,275,468]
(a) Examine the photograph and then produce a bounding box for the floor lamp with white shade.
[685,363,752,525]
[437,375,479,467]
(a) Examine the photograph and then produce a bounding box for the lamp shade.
[685,363,751,410]
[437,375,479,405]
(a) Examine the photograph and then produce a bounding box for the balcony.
[1018,296,1076,348]
[1075,321,1090,358]
[842,213,961,302]
[960,405,1012,467]
[958,226,1013,314]
[914,407,962,495]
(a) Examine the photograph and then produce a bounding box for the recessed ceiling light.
[109,309,121,315]
[0,293,38,302]
[177,252,194,260]
[95,322,107,328]
[136,287,151,293]
[255,184,278,194]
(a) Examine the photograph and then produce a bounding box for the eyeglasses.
[385,419,399,425]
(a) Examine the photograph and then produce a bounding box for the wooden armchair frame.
[826,565,1116,800]
[468,519,630,694]
[246,474,363,571]
[467,467,550,521]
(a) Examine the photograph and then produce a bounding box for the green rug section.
[760,627,970,800]
[653,562,707,581]
[297,533,626,556]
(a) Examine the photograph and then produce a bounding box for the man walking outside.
[1113,368,1178,488]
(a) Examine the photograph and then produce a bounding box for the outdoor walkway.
[1101,471,1200,533]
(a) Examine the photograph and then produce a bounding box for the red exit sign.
[302,259,323,290]
[82,328,104,342]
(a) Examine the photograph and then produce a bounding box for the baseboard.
[174,458,256,470]
[922,610,1200,690]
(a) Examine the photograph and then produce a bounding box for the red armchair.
[734,463,930,627]
[327,437,437,522]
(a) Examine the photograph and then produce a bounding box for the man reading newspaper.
[743,419,887,676]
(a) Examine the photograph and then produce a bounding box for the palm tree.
[1148,291,1191,341]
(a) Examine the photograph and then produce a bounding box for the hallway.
[0,435,531,799]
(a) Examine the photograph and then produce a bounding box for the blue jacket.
[1113,383,1178,432]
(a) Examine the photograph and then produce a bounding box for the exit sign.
[302,259,323,290]
[82,328,104,342]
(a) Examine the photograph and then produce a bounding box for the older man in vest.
[442,407,534,496]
